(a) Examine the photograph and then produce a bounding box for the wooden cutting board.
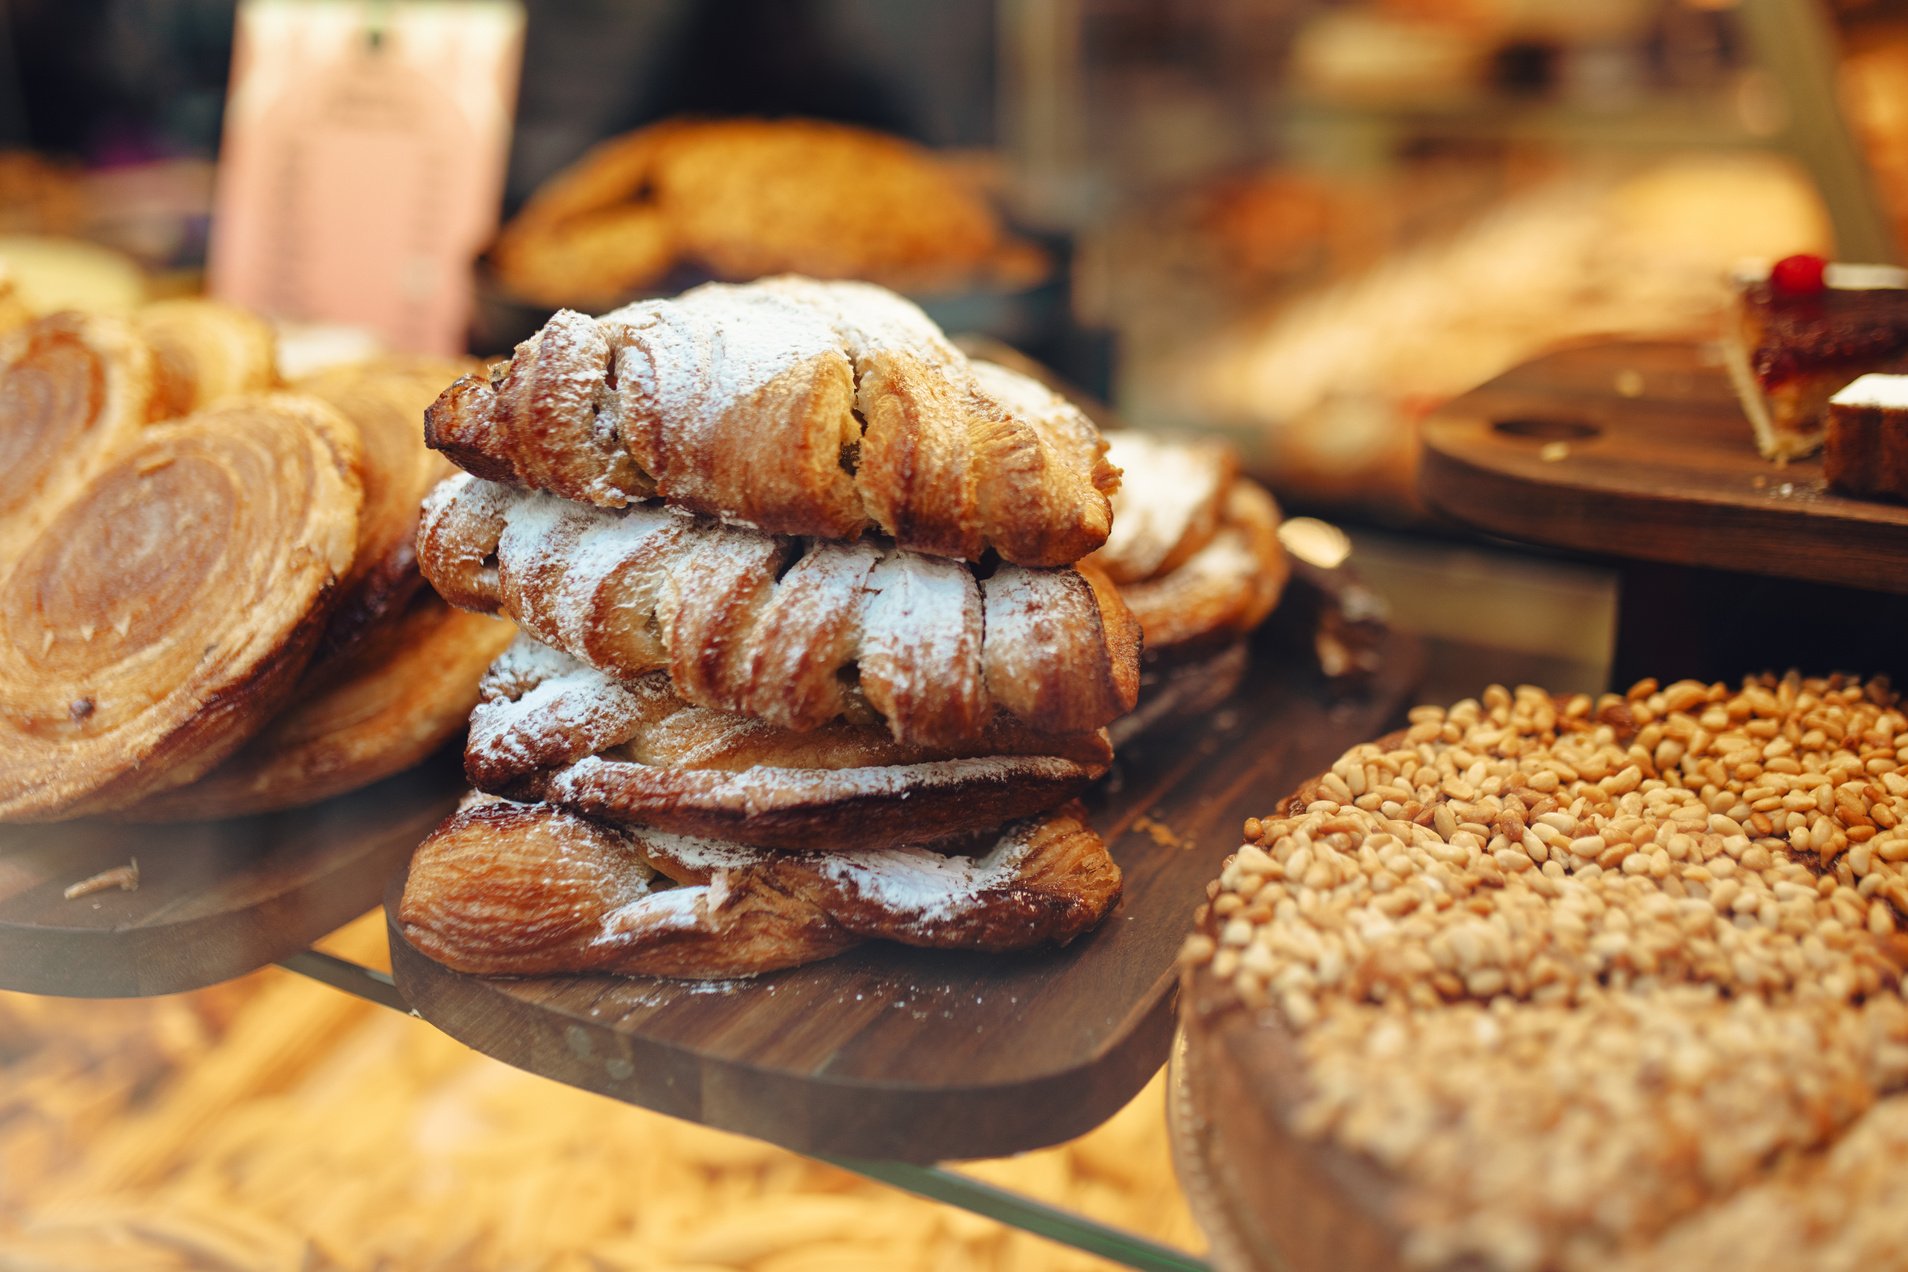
[385,626,1424,1162]
[0,751,462,998]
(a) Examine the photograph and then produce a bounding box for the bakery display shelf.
[379,621,1424,1166]
[276,950,1211,1272]
[0,751,464,998]
[1418,338,1908,687]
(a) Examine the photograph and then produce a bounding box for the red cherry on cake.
[1770,253,1827,295]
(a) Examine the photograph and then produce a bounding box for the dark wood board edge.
[1416,340,1908,595]
[0,754,464,998]
[385,855,1182,1163]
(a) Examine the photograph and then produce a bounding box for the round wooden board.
[385,629,1425,1163]
[0,751,463,998]
[1417,339,1908,593]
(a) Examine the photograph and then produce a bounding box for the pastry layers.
[400,797,1120,978]
[461,635,1110,851]
[426,278,1118,565]
[418,472,1140,747]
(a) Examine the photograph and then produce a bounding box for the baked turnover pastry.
[1179,674,1908,1271]
[427,278,1119,566]
[418,473,1139,746]
[490,118,1043,306]
[461,636,1111,850]
[400,797,1120,978]
[1727,255,1908,459]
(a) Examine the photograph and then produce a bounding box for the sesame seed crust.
[1181,674,1908,1271]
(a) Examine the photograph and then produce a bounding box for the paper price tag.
[209,0,524,354]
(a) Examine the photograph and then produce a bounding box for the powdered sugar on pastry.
[418,474,1138,747]
[423,277,1118,565]
[1091,431,1234,584]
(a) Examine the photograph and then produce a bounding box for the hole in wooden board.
[1493,416,1601,441]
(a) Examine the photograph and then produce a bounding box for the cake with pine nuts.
[1176,674,1908,1272]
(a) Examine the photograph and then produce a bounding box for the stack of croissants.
[0,275,1288,979]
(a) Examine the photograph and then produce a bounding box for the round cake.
[1177,674,1908,1271]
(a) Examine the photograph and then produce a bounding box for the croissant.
[133,298,278,418]
[398,798,1121,978]
[0,391,362,820]
[419,473,1140,747]
[294,357,473,655]
[116,598,514,820]
[424,277,1119,566]
[463,635,1109,849]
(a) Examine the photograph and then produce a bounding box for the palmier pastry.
[0,391,362,820]
[294,356,474,653]
[0,312,157,556]
[463,636,1110,850]
[117,598,514,821]
[133,297,278,418]
[399,797,1120,978]
[490,118,1042,305]
[425,277,1118,566]
[1178,674,1908,1272]
[418,474,1139,747]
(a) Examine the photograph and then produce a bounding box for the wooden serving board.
[1417,339,1908,593]
[386,626,1424,1163]
[1419,339,1908,686]
[0,752,462,998]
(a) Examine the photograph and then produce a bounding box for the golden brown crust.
[491,118,1043,303]
[417,473,1139,747]
[116,599,514,821]
[294,356,475,655]
[1088,431,1239,585]
[423,279,1117,567]
[0,391,364,820]
[397,799,1119,978]
[0,313,157,557]
[1116,481,1289,654]
[133,298,279,418]
[461,635,1111,850]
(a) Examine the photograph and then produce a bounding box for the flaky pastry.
[295,357,473,654]
[133,298,278,418]
[491,118,1042,305]
[118,598,514,821]
[398,798,1121,978]
[425,277,1118,566]
[463,636,1110,850]
[0,391,363,820]
[1113,477,1288,654]
[0,312,156,557]
[418,473,1139,747]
